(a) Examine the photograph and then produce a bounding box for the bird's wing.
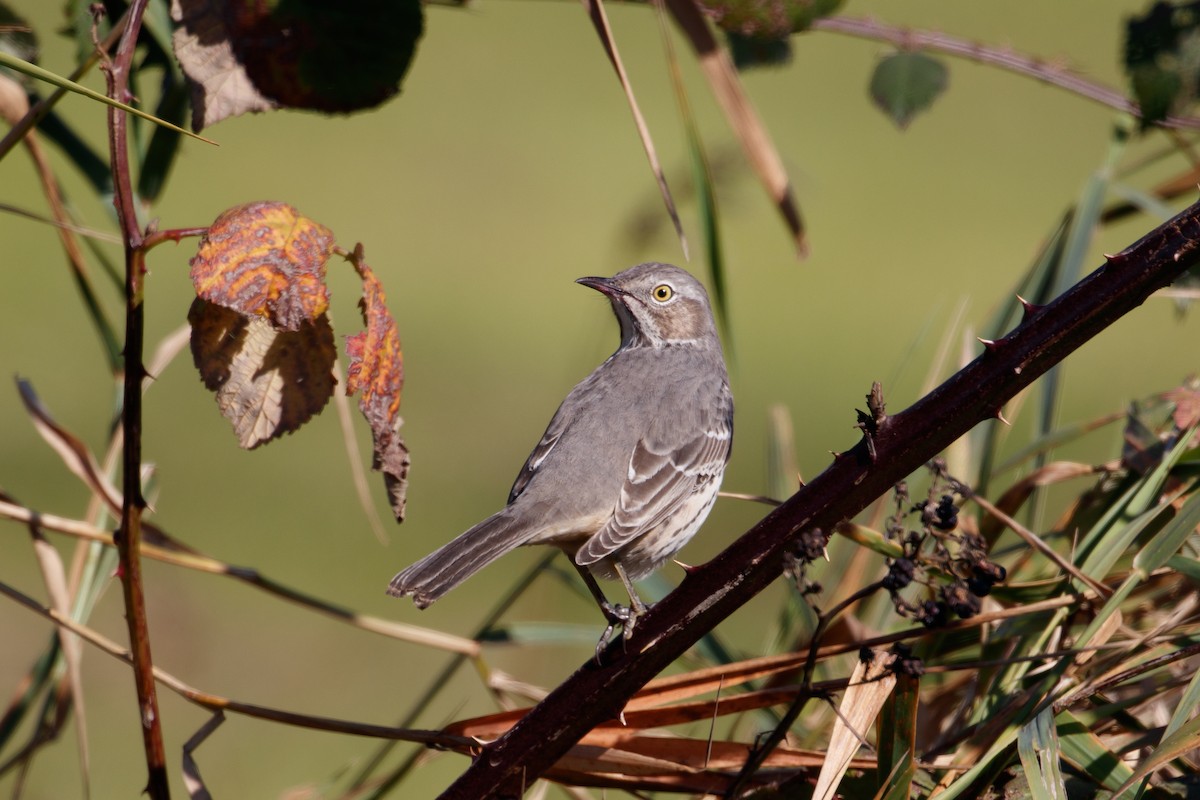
[576,389,732,565]
[507,412,568,504]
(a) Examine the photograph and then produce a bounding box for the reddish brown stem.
[143,227,209,250]
[438,203,1200,798]
[102,0,170,796]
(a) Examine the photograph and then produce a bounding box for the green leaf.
[876,670,919,799]
[869,51,948,130]
[1132,485,1200,579]
[1168,553,1200,585]
[138,79,188,202]
[973,213,1070,497]
[1017,706,1068,800]
[1057,710,1134,791]
[836,522,905,559]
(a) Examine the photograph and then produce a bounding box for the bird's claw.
[595,601,643,662]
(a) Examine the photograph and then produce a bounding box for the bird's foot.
[595,601,644,662]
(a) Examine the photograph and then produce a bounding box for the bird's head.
[576,263,719,349]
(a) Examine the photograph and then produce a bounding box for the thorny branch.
[100,1,170,796]
[439,201,1200,798]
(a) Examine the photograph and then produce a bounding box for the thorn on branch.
[1016,294,1044,323]
[855,382,887,462]
[977,336,1000,352]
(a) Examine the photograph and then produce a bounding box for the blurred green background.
[3,0,1199,796]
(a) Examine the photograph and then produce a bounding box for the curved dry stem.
[0,579,473,749]
[0,499,479,656]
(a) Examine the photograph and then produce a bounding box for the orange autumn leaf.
[190,201,334,331]
[346,250,409,521]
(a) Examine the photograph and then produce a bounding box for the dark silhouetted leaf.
[870,51,949,129]
[189,201,334,331]
[138,71,189,202]
[698,0,844,38]
[188,298,336,449]
[727,32,792,70]
[1125,1,1200,129]
[32,108,112,196]
[171,0,423,130]
[346,254,409,521]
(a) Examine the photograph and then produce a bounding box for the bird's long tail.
[387,509,537,608]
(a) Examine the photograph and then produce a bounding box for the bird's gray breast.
[514,346,729,526]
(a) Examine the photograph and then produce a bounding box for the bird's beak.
[576,276,622,298]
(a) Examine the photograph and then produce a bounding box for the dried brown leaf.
[812,649,897,800]
[346,253,409,521]
[1166,383,1200,431]
[17,378,123,514]
[29,527,89,791]
[447,683,805,744]
[170,0,276,130]
[188,298,336,449]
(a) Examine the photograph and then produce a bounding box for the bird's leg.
[571,562,638,660]
[612,562,649,639]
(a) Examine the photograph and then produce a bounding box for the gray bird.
[387,262,733,638]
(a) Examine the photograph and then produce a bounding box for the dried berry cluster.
[884,461,1007,629]
[784,527,831,598]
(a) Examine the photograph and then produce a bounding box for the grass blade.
[582,0,688,259]
[0,51,214,144]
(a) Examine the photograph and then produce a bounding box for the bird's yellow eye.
[652,284,674,303]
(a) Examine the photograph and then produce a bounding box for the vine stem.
[101,0,170,796]
[811,15,1200,131]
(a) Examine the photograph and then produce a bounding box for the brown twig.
[437,201,1200,798]
[0,580,470,750]
[142,227,209,249]
[0,498,480,655]
[811,15,1200,131]
[1053,639,1200,713]
[100,1,169,795]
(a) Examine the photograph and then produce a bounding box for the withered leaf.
[189,298,336,449]
[346,256,409,521]
[171,0,423,131]
[1166,383,1200,432]
[171,0,275,131]
[190,201,334,331]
